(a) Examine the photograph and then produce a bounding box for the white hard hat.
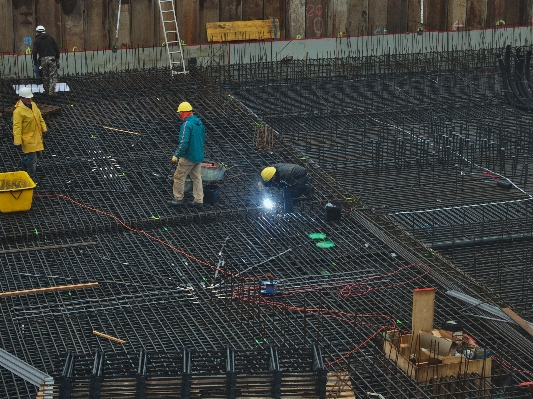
[36,25,45,32]
[19,87,34,98]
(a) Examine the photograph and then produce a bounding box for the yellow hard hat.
[177,101,193,112]
[261,166,276,182]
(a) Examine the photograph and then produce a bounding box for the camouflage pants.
[40,57,58,95]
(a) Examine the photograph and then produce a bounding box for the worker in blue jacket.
[169,102,206,207]
[259,163,314,213]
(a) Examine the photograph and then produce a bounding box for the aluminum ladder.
[158,0,187,74]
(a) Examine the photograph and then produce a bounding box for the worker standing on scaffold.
[32,25,60,96]
[259,163,314,213]
[13,87,47,184]
[169,101,206,207]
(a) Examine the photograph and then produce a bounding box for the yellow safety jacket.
[13,100,47,153]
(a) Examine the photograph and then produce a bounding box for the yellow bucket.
[0,171,37,213]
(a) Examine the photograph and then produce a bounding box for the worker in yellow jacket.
[13,87,47,183]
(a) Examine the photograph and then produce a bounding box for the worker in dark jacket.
[169,102,206,207]
[260,163,313,213]
[32,25,60,96]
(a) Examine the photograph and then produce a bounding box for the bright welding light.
[263,197,274,209]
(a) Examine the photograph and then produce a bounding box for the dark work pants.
[282,175,311,213]
[21,152,38,180]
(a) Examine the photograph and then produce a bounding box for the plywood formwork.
[207,19,280,42]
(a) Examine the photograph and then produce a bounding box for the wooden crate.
[206,19,279,42]
[383,331,491,383]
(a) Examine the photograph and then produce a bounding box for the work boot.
[189,201,203,208]
[168,199,184,206]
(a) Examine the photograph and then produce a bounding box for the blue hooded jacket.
[174,114,205,163]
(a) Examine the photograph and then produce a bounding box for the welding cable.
[324,326,390,367]
[33,193,413,370]
[233,288,398,335]
[34,193,267,282]
[491,354,533,377]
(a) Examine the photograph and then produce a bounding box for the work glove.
[171,156,179,163]
[257,181,264,191]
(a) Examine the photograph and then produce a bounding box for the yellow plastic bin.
[0,171,37,213]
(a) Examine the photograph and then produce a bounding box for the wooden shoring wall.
[2,0,532,54]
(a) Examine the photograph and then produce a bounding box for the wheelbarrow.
[184,161,226,192]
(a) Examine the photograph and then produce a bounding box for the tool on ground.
[260,279,282,295]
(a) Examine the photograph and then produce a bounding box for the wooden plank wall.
[1,0,532,54]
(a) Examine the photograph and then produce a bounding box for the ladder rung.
[161,10,173,13]
[169,51,183,55]
[165,40,179,44]
[159,0,173,3]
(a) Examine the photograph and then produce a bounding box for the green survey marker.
[308,232,326,240]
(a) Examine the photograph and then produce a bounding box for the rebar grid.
[1,48,533,398]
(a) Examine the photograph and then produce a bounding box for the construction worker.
[32,25,60,96]
[13,87,48,183]
[259,163,314,213]
[169,102,206,207]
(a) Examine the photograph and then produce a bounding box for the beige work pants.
[173,158,203,203]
